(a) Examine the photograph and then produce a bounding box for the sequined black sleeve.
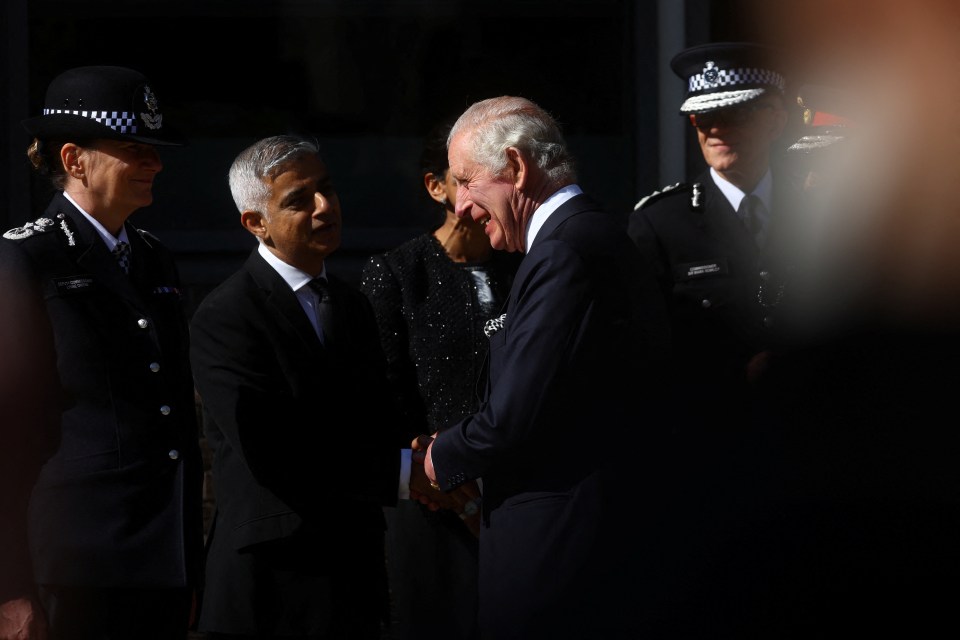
[360,252,429,443]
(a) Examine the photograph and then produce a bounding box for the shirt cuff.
[398,448,411,500]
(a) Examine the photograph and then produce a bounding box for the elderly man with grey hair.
[412,96,670,639]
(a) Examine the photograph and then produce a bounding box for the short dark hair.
[419,119,454,179]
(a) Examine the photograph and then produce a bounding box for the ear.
[61,143,84,179]
[505,147,528,189]
[240,210,268,240]
[424,172,447,205]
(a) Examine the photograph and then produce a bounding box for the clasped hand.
[409,434,482,537]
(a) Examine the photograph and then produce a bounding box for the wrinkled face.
[448,131,522,252]
[78,139,162,213]
[692,96,787,176]
[257,154,341,274]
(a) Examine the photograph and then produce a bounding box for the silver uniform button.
[137,318,149,329]
[160,405,171,416]
[149,362,160,372]
[168,449,179,460]
[701,299,711,308]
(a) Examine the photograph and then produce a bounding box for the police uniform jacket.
[3,192,203,588]
[626,170,797,413]
[624,170,809,635]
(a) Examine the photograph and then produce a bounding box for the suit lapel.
[244,250,326,358]
[533,192,595,242]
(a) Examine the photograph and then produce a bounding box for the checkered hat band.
[42,108,139,134]
[688,67,784,93]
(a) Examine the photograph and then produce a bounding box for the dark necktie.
[737,194,764,242]
[307,277,336,348]
[113,241,131,275]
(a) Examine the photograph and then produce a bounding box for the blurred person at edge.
[744,83,960,638]
[413,96,670,640]
[360,119,521,639]
[0,240,61,640]
[1,66,203,639]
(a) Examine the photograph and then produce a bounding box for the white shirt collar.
[257,241,326,292]
[525,183,583,252]
[63,191,130,249]
[709,166,773,213]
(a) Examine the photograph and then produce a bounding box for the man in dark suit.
[413,96,671,639]
[189,135,400,639]
[623,43,800,635]
[1,66,203,639]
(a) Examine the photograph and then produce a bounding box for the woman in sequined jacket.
[359,121,520,640]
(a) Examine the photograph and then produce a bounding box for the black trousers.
[39,585,192,640]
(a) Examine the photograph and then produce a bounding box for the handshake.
[409,433,482,538]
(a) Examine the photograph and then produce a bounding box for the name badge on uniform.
[675,258,729,281]
[53,275,96,294]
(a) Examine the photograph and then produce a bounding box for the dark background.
[3,0,765,314]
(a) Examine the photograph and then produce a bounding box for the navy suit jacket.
[430,192,670,638]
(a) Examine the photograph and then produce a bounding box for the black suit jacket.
[2,193,203,589]
[430,192,671,639]
[190,248,399,634]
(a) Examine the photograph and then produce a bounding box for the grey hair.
[228,135,321,218]
[448,96,576,184]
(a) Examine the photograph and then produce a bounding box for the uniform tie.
[307,277,336,347]
[113,241,131,275]
[737,194,764,244]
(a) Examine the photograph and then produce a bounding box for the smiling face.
[64,139,163,229]
[242,153,341,275]
[448,131,523,252]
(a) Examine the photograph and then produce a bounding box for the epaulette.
[4,212,79,246]
[633,182,703,211]
[4,216,58,241]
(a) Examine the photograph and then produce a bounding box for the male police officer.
[627,41,792,417]
[625,42,797,636]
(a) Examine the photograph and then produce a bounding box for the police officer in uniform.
[1,66,203,639]
[625,43,798,636]
[627,41,793,419]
